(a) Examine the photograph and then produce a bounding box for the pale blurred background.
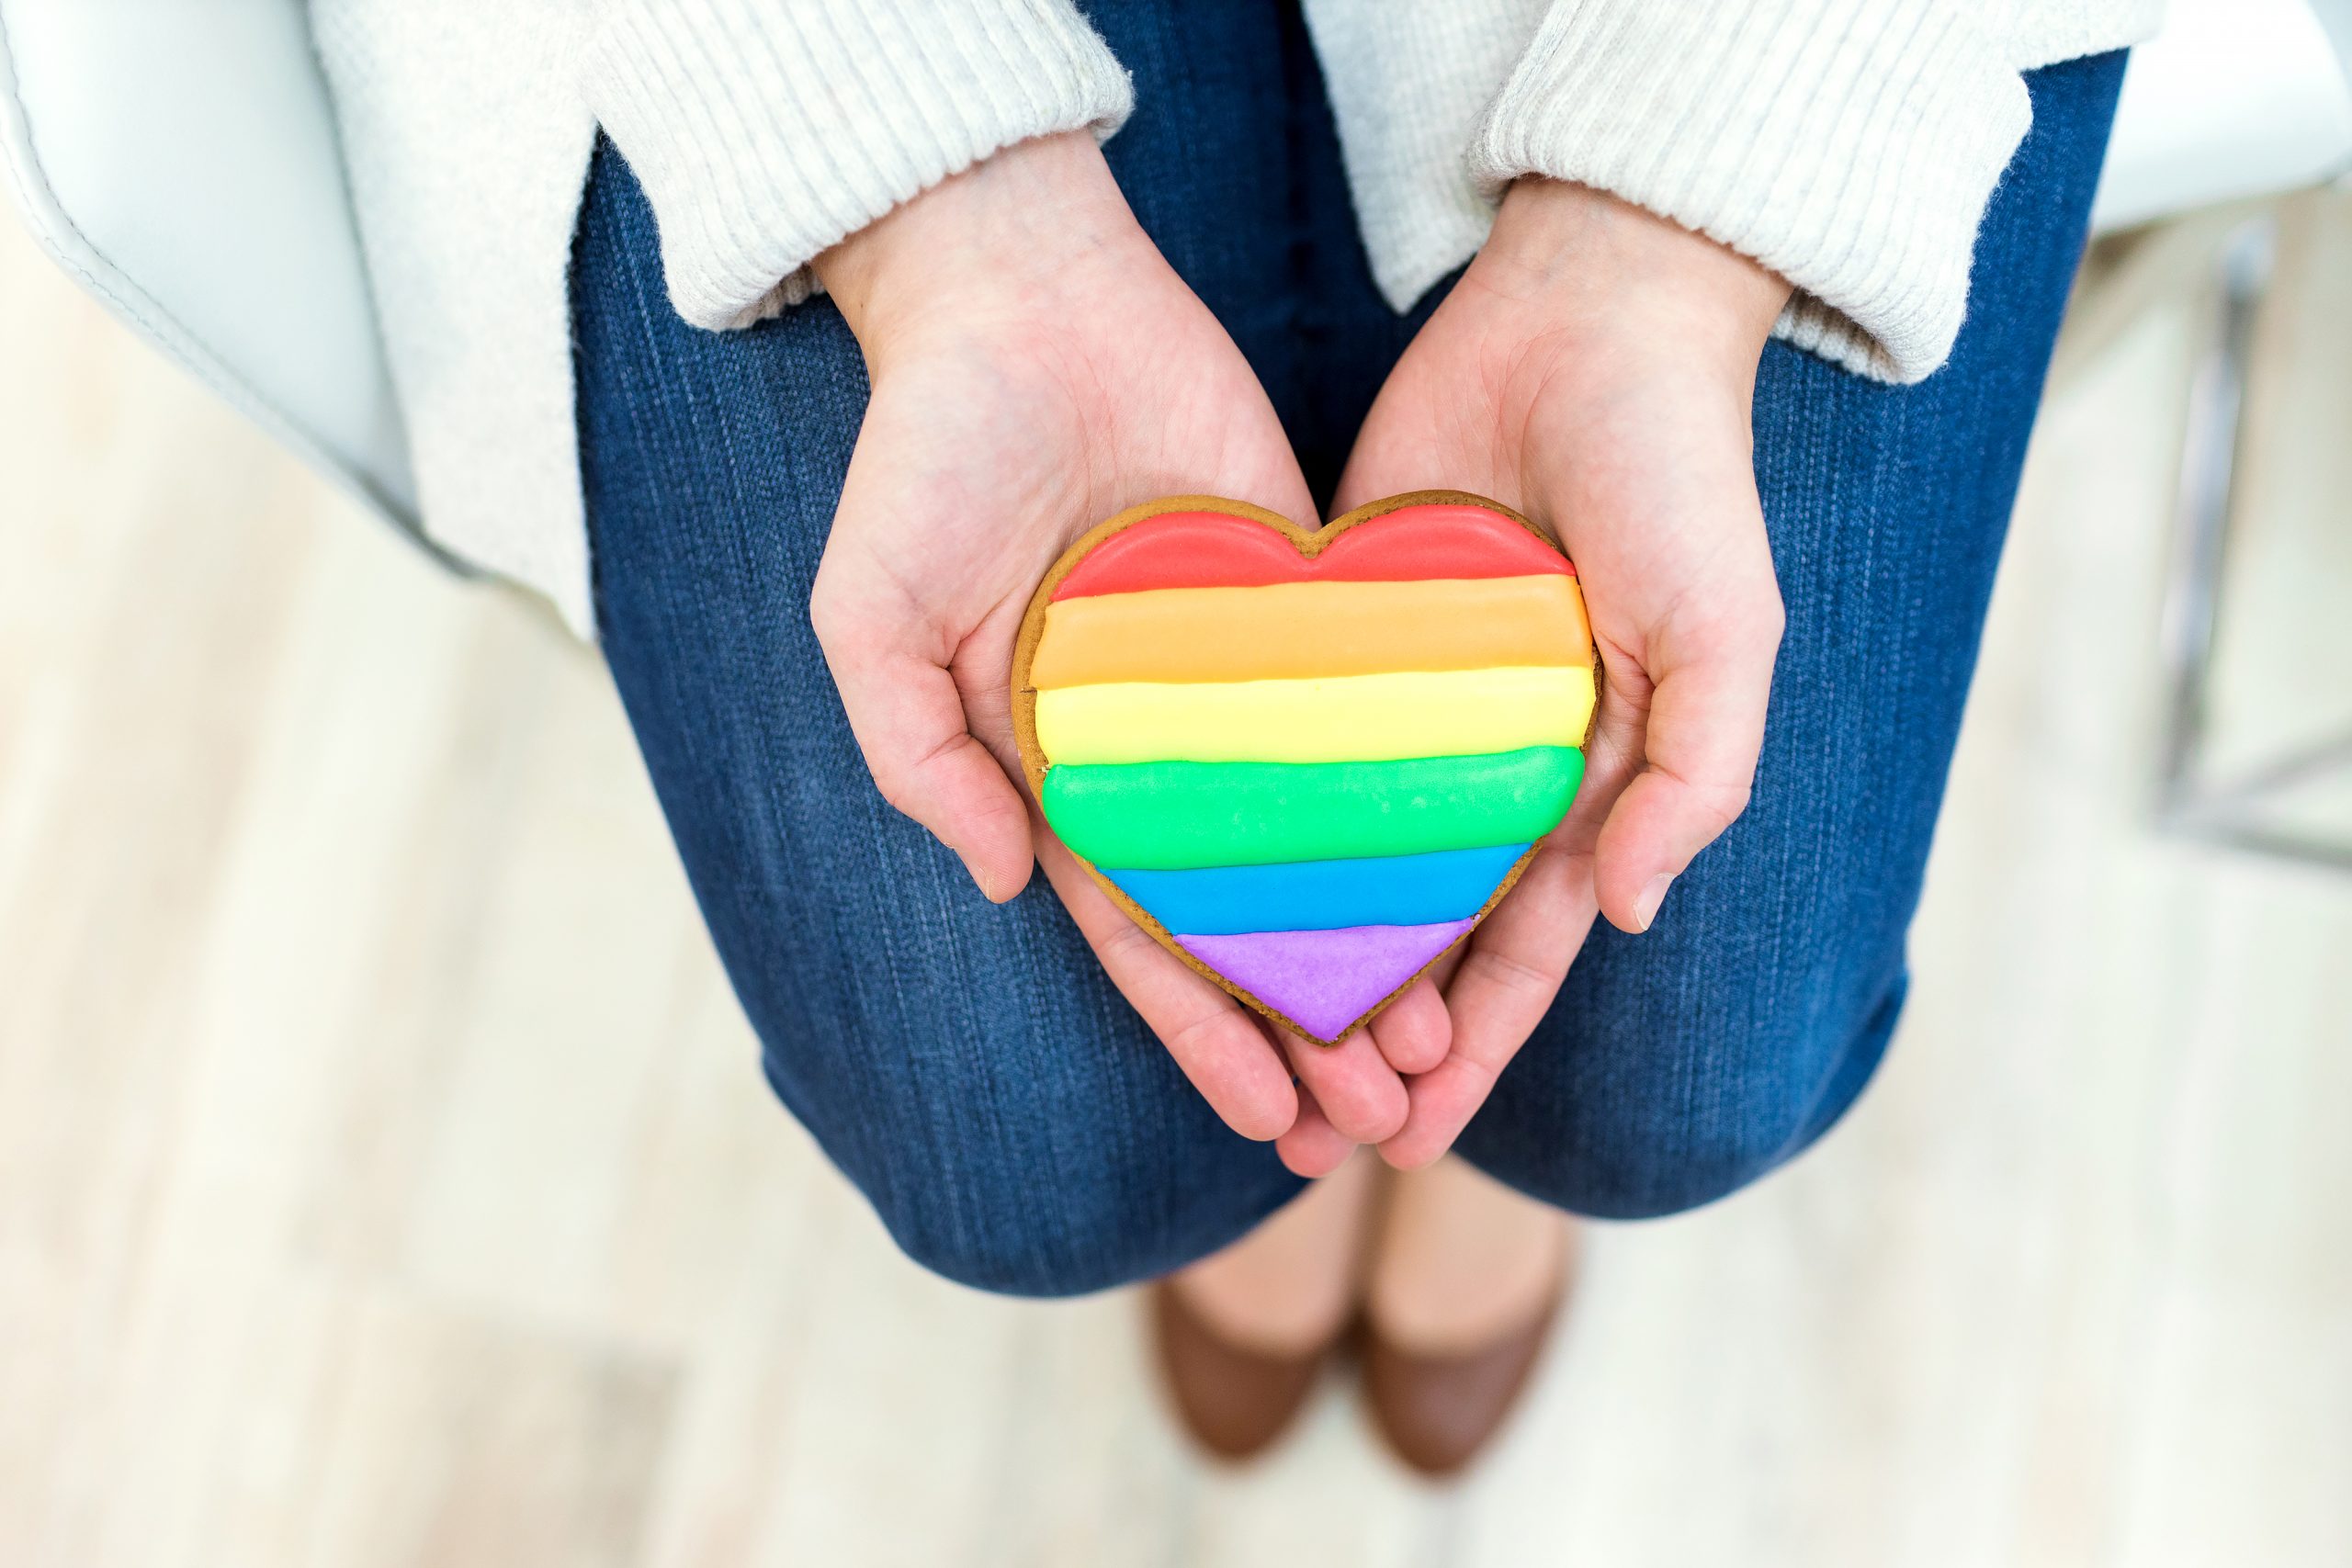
[6,9,2352,1568]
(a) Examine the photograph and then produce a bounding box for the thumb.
[1592,599,1781,932]
[810,570,1034,903]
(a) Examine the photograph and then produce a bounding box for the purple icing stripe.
[1176,919,1476,1041]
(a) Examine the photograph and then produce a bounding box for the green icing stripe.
[1041,747,1584,871]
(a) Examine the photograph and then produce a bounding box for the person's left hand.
[1277,180,1795,1177]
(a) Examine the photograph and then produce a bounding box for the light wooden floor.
[4,192,2348,1568]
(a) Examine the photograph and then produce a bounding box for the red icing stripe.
[1051,503,1571,601]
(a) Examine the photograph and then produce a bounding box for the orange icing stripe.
[1028,574,1591,689]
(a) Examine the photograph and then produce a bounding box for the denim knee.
[1464,970,1904,1222]
[752,1002,1302,1298]
[1522,1099,1807,1223]
[853,1124,1298,1299]
[753,1051,1139,1296]
[860,1169,1156,1299]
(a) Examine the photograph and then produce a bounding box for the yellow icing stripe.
[1035,665,1597,766]
[1027,575,1591,688]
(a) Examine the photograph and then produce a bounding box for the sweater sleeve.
[580,0,1134,330]
[1467,0,2034,383]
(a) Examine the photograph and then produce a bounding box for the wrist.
[1474,180,1792,373]
[811,131,1143,353]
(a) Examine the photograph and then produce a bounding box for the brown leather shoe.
[1150,1281,1335,1462]
[1360,1268,1566,1478]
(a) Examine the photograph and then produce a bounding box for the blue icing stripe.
[1100,844,1531,937]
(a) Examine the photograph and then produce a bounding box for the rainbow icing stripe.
[1023,499,1595,1043]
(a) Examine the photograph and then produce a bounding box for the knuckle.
[1460,942,1562,1002]
[865,759,917,816]
[806,573,859,651]
[1719,584,1784,660]
[1448,1050,1499,1104]
[1095,916,1167,969]
[806,578,842,633]
[1694,779,1755,836]
[1160,1003,1237,1063]
[970,779,1030,827]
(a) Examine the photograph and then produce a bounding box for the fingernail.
[1634,874,1674,931]
[958,852,998,902]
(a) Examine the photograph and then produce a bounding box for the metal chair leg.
[2152,210,2352,871]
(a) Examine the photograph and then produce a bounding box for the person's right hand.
[809,132,1419,1155]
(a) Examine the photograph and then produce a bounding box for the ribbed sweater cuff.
[1299,0,1553,313]
[582,0,1134,330]
[1469,0,2033,383]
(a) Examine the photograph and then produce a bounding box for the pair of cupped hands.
[809,131,1792,1178]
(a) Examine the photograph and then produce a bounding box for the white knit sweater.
[311,0,2162,637]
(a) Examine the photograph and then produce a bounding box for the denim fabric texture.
[573,4,2126,1297]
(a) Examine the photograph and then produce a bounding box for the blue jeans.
[574,5,2125,1297]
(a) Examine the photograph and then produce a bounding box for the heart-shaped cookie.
[1012,491,1596,1044]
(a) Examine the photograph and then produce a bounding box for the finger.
[1591,613,1779,932]
[1366,977,1452,1077]
[1035,831,1297,1141]
[1382,844,1598,1169]
[1278,1021,1408,1146]
[811,576,1035,903]
[1275,1082,1358,1179]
